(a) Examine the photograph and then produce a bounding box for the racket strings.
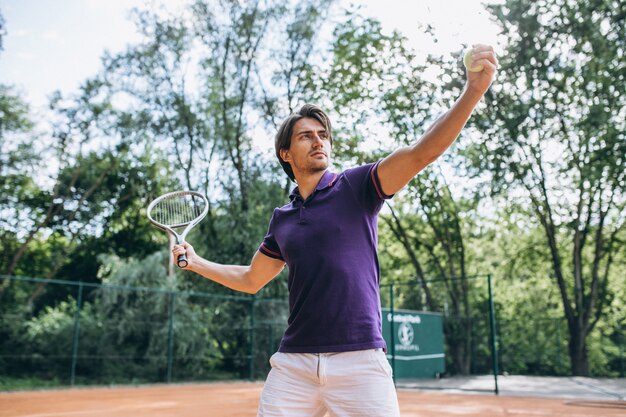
[152,194,205,227]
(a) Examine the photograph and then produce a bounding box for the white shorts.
[257,349,400,417]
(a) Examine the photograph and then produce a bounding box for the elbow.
[408,143,442,169]
[418,145,444,166]
[241,284,262,295]
[240,269,264,294]
[411,152,440,174]
[230,284,257,294]
[425,152,441,166]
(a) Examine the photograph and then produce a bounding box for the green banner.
[382,308,445,379]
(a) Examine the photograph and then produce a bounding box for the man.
[173,44,497,416]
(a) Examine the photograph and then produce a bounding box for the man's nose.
[312,134,325,146]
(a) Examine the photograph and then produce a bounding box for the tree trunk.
[568,323,589,376]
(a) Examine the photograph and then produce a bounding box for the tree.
[0,85,39,275]
[100,1,334,268]
[465,0,625,375]
[0,9,6,52]
[297,10,491,374]
[2,78,181,311]
[382,174,480,374]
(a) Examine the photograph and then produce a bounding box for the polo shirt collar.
[289,170,338,200]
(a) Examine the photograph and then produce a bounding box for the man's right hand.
[172,241,196,270]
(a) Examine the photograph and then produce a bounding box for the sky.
[0,0,503,109]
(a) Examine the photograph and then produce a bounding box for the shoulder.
[338,161,384,189]
[268,200,295,223]
[341,161,378,177]
[337,160,392,211]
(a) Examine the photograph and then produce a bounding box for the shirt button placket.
[299,204,306,223]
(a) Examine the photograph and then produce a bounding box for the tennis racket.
[147,191,209,268]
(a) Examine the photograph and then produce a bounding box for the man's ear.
[280,148,291,163]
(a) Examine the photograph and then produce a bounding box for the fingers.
[469,44,498,69]
[172,241,190,256]
[172,245,186,257]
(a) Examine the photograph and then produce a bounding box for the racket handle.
[177,253,188,268]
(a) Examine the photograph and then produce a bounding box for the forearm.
[378,88,483,195]
[189,257,256,293]
[378,44,496,196]
[417,86,483,160]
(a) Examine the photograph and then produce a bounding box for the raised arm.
[377,44,498,196]
[172,242,286,294]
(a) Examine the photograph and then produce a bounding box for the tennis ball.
[463,48,484,73]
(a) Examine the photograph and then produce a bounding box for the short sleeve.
[343,160,394,214]
[258,210,284,261]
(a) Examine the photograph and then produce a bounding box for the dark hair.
[274,104,333,182]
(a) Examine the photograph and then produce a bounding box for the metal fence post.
[70,282,84,386]
[487,274,499,395]
[166,292,176,383]
[268,323,274,359]
[249,297,256,380]
[617,324,624,378]
[389,284,396,385]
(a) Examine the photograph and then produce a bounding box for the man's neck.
[294,170,326,200]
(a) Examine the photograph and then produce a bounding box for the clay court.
[2,380,626,417]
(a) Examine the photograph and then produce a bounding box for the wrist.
[185,255,198,272]
[462,84,485,102]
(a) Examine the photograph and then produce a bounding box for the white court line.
[387,353,445,360]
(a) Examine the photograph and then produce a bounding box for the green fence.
[1,274,623,391]
[0,275,288,387]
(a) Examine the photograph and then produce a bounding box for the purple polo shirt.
[259,161,393,353]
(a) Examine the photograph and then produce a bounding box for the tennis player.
[173,44,497,416]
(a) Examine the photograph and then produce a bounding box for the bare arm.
[378,44,498,196]
[173,242,286,294]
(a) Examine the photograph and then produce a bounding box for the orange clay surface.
[1,382,625,417]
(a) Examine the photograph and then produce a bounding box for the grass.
[0,376,65,391]
[0,371,243,392]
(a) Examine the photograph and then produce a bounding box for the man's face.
[281,117,331,178]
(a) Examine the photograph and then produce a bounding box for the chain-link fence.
[1,274,623,391]
[381,274,625,394]
[0,275,288,387]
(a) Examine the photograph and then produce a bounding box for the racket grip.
[177,253,188,268]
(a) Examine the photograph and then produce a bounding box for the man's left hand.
[465,44,498,96]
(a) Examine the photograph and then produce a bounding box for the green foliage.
[462,0,626,375]
[0,376,64,391]
[0,85,40,240]
[305,8,435,167]
[25,300,79,370]
[1,0,624,383]
[92,252,227,381]
[0,85,33,133]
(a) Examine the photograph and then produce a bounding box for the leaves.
[467,0,626,375]
[0,0,624,380]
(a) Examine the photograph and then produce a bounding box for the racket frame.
[147,190,209,268]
